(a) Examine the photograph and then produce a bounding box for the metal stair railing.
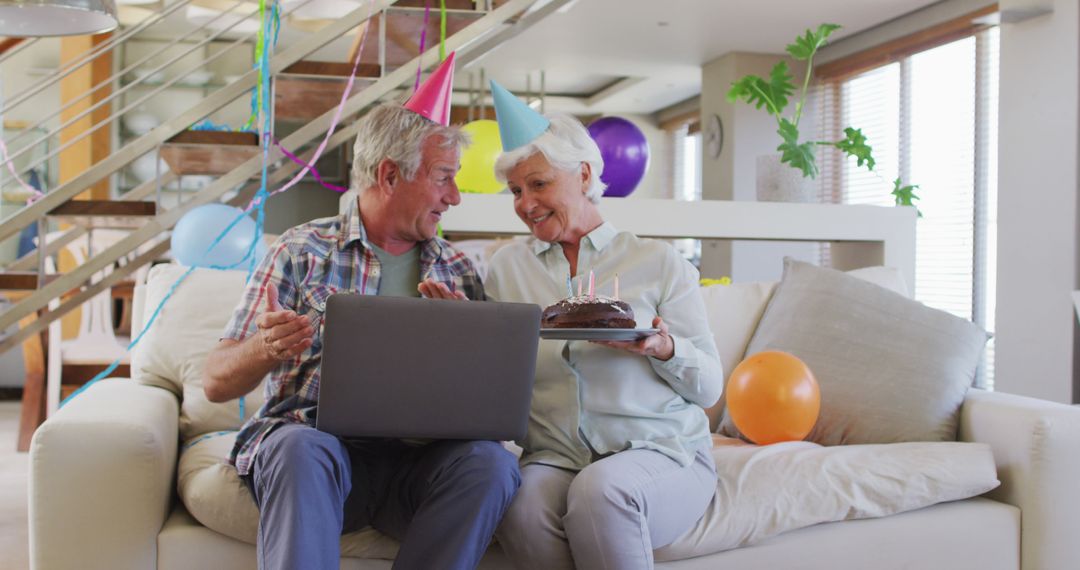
[0,0,195,123]
[0,0,393,246]
[0,0,569,352]
[0,0,310,196]
[5,171,179,273]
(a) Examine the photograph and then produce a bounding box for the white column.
[995,0,1080,402]
[699,52,820,282]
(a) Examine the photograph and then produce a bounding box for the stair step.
[0,272,58,291]
[355,8,485,71]
[167,130,259,146]
[48,200,157,229]
[160,130,260,175]
[60,364,133,389]
[49,200,157,217]
[280,60,381,78]
[276,61,381,122]
[392,0,478,9]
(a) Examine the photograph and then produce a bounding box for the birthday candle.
[588,270,595,298]
[614,274,619,300]
[577,277,582,296]
[566,275,573,297]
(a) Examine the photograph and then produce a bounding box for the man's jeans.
[242,423,521,570]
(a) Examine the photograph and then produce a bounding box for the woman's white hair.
[350,103,469,191]
[493,114,606,203]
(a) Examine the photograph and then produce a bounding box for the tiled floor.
[0,401,29,570]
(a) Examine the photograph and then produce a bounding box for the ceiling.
[124,0,943,116]
[470,0,941,115]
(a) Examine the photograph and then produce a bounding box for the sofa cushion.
[700,265,908,431]
[654,435,1000,560]
[133,263,266,443]
[177,432,401,559]
[179,433,996,563]
[719,259,988,445]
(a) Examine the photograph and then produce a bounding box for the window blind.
[817,27,999,388]
[672,126,703,264]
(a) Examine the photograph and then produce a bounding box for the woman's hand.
[418,278,468,301]
[591,316,675,361]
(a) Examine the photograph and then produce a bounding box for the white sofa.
[28,262,1080,570]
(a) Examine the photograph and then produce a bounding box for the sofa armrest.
[30,378,179,570]
[959,388,1080,570]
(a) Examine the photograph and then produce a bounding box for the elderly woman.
[421,100,722,568]
[483,85,722,570]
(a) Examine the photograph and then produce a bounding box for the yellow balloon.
[456,120,504,194]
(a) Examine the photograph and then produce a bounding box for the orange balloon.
[726,350,820,445]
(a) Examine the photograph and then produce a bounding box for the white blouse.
[485,222,724,470]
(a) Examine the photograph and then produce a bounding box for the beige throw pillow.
[700,266,908,432]
[719,259,988,445]
[132,263,267,443]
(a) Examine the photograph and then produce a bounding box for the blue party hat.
[490,79,550,151]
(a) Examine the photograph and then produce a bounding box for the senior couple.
[203,60,723,570]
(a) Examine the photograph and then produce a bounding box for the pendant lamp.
[0,0,119,36]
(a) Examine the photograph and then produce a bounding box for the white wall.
[995,0,1079,402]
[699,52,819,282]
[618,113,673,201]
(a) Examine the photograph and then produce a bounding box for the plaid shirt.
[223,199,484,476]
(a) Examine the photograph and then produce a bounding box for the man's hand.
[591,316,675,361]
[255,286,315,361]
[418,278,468,301]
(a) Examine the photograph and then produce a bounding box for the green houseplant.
[727,23,919,211]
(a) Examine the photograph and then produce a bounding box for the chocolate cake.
[541,295,636,329]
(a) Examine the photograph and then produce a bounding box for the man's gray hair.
[493,114,607,204]
[350,103,469,191]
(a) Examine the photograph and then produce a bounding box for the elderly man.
[203,57,519,570]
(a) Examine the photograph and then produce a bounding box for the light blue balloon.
[172,204,264,269]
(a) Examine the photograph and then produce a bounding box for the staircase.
[0,0,569,354]
[0,0,571,447]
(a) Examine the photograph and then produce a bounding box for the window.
[675,126,702,202]
[817,26,999,387]
[672,125,702,264]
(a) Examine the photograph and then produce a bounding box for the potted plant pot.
[755,155,816,202]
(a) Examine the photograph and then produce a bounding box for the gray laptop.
[317,294,540,441]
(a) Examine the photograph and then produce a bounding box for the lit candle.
[577,276,583,297]
[588,270,595,298]
[614,273,619,300]
[566,274,573,297]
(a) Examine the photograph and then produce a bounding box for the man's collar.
[530,221,617,256]
[339,196,368,250]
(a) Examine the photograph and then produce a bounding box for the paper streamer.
[274,139,348,193]
[62,0,286,413]
[63,0,379,453]
[414,1,431,91]
[263,0,374,203]
[0,138,45,204]
[439,0,446,61]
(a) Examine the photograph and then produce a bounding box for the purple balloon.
[587,117,650,198]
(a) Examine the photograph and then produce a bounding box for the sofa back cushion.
[132,263,266,443]
[719,259,988,445]
[699,265,909,431]
[178,433,402,558]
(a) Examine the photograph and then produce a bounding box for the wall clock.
[705,113,724,159]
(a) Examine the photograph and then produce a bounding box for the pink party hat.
[404,51,456,126]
